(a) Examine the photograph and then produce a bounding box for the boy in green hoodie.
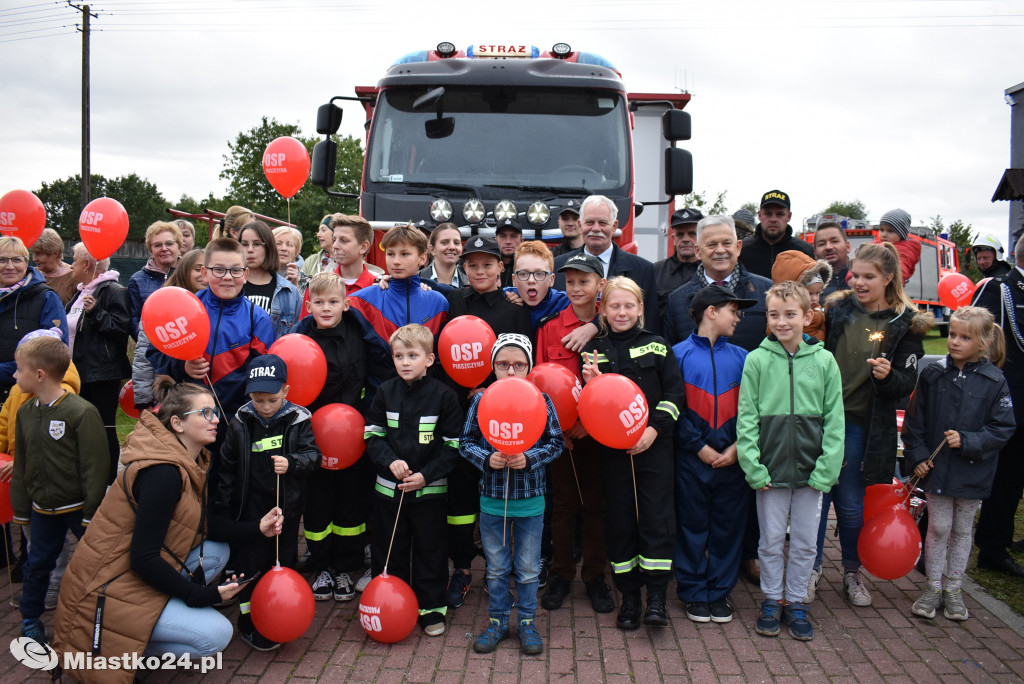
[737,281,844,642]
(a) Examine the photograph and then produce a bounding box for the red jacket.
[535,306,590,379]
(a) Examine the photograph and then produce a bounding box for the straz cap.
[688,284,758,318]
[557,252,604,276]
[760,190,791,210]
[246,354,288,394]
[558,199,583,217]
[671,207,704,227]
[462,235,502,258]
[495,217,523,233]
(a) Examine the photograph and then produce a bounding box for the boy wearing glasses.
[215,354,319,651]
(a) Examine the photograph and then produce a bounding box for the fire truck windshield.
[365,87,630,198]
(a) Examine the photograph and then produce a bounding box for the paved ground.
[3,516,1024,683]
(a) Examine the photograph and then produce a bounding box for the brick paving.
[3,516,1024,682]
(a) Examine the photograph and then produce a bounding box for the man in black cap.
[495,218,523,288]
[739,190,813,278]
[654,207,704,313]
[552,200,584,257]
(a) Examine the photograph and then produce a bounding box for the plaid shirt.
[460,392,563,500]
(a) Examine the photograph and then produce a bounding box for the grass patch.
[921,328,947,357]
[967,499,1024,616]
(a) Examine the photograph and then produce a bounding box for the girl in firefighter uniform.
[581,277,684,630]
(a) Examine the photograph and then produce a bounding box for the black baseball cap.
[558,199,583,217]
[556,252,604,276]
[495,217,523,233]
[689,285,757,318]
[246,354,287,394]
[671,207,704,227]
[760,190,791,210]
[462,235,501,258]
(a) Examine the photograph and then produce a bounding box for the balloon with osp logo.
[263,136,310,199]
[477,377,547,456]
[79,197,129,261]
[118,380,140,419]
[527,363,581,429]
[141,287,211,361]
[311,403,365,470]
[438,315,497,388]
[0,189,46,247]
[268,334,327,406]
[578,373,649,450]
[937,273,975,310]
[358,572,419,643]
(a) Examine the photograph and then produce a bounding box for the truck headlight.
[527,202,550,225]
[494,200,517,222]
[462,199,485,224]
[430,199,453,222]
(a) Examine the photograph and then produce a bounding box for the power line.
[0,28,75,42]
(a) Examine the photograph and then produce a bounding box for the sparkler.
[868,305,885,358]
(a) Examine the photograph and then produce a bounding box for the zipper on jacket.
[405,282,411,325]
[710,342,718,428]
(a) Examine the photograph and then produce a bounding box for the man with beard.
[814,222,852,297]
[740,190,813,278]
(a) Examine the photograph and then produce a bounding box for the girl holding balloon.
[812,242,932,607]
[902,306,1015,621]
[580,277,684,631]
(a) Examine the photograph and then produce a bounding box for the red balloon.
[250,564,316,642]
[527,363,581,429]
[358,573,419,643]
[0,190,46,247]
[79,197,129,260]
[118,380,140,419]
[268,334,327,406]
[863,480,909,523]
[937,273,974,310]
[438,316,497,387]
[0,453,13,524]
[477,377,547,456]
[141,287,211,361]
[578,373,649,449]
[311,404,365,470]
[858,507,922,580]
[263,136,310,199]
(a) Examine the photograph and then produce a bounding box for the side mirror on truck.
[311,139,337,188]
[665,148,693,196]
[662,110,691,141]
[316,103,343,135]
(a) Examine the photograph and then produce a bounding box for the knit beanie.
[491,333,534,373]
[880,209,911,241]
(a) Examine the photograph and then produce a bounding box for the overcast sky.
[1,0,1021,247]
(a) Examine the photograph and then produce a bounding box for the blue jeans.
[21,511,85,620]
[815,423,865,572]
[144,541,232,658]
[479,512,542,622]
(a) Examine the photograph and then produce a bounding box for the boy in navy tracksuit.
[290,272,371,602]
[364,324,463,636]
[672,285,755,624]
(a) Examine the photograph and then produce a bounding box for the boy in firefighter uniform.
[580,277,684,630]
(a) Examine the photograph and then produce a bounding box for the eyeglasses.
[206,266,246,279]
[0,257,28,266]
[240,241,265,250]
[495,361,530,373]
[180,406,220,422]
[513,270,551,282]
[151,241,178,250]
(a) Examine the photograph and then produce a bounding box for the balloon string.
[203,374,227,419]
[630,455,639,523]
[4,526,13,614]
[903,441,946,506]
[383,489,405,576]
[503,466,510,548]
[275,472,280,566]
[286,198,291,226]
[567,447,584,506]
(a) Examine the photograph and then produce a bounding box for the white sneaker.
[355,567,373,592]
[844,571,872,607]
[334,571,355,602]
[805,567,822,604]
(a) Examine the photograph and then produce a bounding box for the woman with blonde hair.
[211,206,254,241]
[128,221,182,340]
[273,225,307,289]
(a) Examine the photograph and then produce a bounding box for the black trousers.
[446,459,481,569]
[371,493,448,614]
[234,508,302,632]
[603,439,675,593]
[975,425,1024,562]
[304,459,369,573]
[80,379,121,485]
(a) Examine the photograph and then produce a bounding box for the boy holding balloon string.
[460,334,563,656]
[215,354,319,651]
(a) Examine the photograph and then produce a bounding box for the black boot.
[616,590,641,630]
[644,586,668,626]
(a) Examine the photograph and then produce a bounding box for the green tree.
[678,189,728,215]
[36,173,166,240]
[929,214,980,281]
[820,199,868,220]
[739,201,758,215]
[219,117,363,252]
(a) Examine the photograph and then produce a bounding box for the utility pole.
[70,2,98,212]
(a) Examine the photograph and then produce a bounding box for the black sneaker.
[241,629,281,652]
[686,601,711,623]
[643,587,668,626]
[311,569,335,601]
[538,557,550,589]
[585,580,614,613]
[616,591,641,630]
[446,568,472,609]
[541,575,571,610]
[709,597,733,623]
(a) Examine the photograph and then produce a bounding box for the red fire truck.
[309,42,694,265]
